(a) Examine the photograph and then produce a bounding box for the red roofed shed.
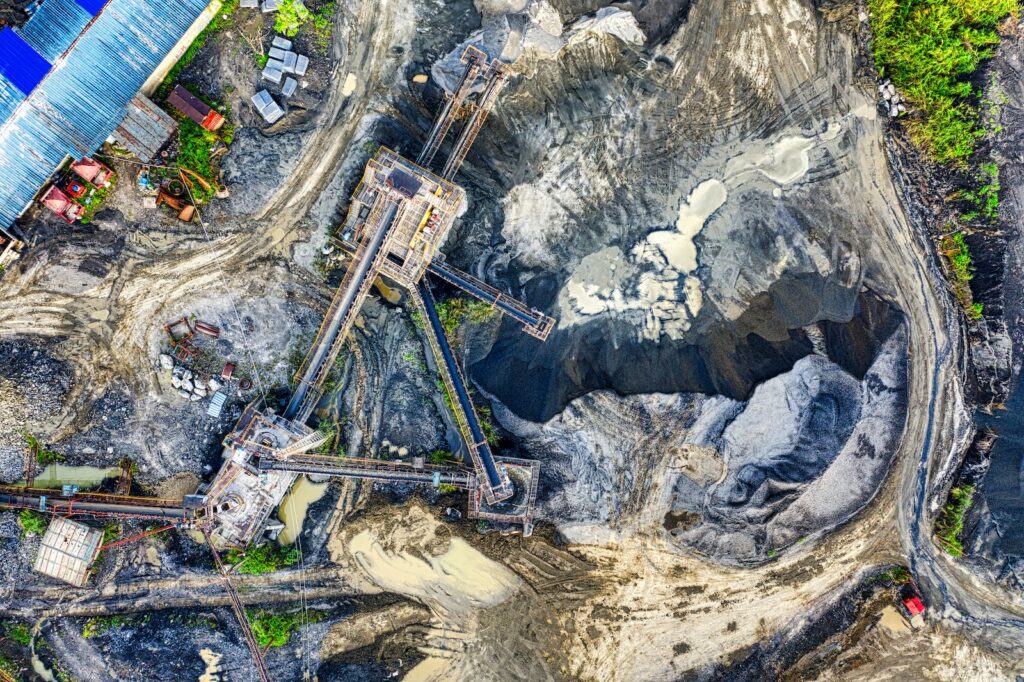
[167,85,225,132]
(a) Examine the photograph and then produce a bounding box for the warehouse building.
[0,0,218,267]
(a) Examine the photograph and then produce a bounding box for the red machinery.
[41,185,84,224]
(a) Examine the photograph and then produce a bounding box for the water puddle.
[277,476,329,545]
[18,464,121,489]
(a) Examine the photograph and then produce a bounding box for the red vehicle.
[899,582,927,629]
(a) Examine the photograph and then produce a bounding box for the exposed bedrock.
[676,320,908,563]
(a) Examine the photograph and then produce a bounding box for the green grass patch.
[435,298,498,337]
[175,117,220,201]
[314,418,344,455]
[18,510,48,537]
[868,0,1018,165]
[961,161,1001,220]
[156,0,240,100]
[246,609,322,649]
[225,543,299,575]
[938,230,984,319]
[74,174,116,225]
[936,484,976,556]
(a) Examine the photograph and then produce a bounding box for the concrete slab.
[295,54,309,77]
[272,36,292,50]
[262,61,284,84]
[282,51,298,73]
[240,0,258,7]
[268,46,287,61]
[282,77,297,98]
[261,0,279,12]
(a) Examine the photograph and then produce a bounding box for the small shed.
[167,85,225,131]
[113,93,178,162]
[33,517,102,587]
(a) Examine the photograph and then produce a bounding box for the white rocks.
[177,388,193,400]
[181,378,194,392]
[159,353,174,370]
[208,378,222,392]
[190,392,203,402]
[193,386,208,398]
[878,79,906,117]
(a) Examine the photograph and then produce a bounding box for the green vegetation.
[246,609,321,648]
[870,565,912,585]
[961,161,1001,220]
[3,622,31,646]
[175,117,220,202]
[310,2,336,51]
[256,53,270,69]
[274,0,335,49]
[939,231,984,319]
[75,174,116,225]
[24,432,63,466]
[476,402,500,447]
[314,418,344,456]
[868,0,1018,165]
[437,483,458,493]
[157,0,240,99]
[429,449,455,465]
[0,654,20,681]
[435,298,498,337]
[225,543,300,575]
[275,0,311,36]
[18,510,48,537]
[82,614,146,639]
[936,483,976,556]
[410,308,425,331]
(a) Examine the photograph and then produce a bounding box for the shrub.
[275,0,310,36]
[226,543,300,575]
[868,0,1018,165]
[246,609,322,648]
[429,449,455,465]
[4,622,31,646]
[936,484,976,556]
[938,230,983,319]
[435,298,497,337]
[18,510,48,537]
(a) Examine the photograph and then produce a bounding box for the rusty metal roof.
[0,0,209,228]
[113,92,178,162]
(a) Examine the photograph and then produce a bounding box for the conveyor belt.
[284,201,401,422]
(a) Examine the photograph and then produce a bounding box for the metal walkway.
[333,235,553,339]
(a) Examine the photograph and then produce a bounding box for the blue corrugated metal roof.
[0,28,51,95]
[16,0,94,63]
[0,74,25,122]
[75,0,108,14]
[0,0,209,228]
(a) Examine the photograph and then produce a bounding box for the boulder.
[159,354,174,370]
[177,389,193,400]
[208,378,222,391]
[171,375,182,389]
[182,379,194,392]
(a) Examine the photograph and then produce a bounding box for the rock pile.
[160,354,219,404]
[878,79,906,117]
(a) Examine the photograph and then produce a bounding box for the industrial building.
[0,0,217,267]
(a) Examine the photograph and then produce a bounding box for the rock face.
[503,316,908,563]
